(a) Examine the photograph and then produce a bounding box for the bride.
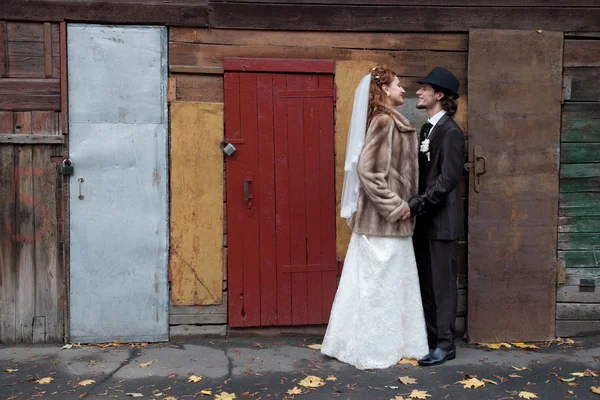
[321,66,429,370]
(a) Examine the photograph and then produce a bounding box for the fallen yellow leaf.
[511,342,540,350]
[139,361,153,368]
[512,366,529,371]
[326,375,337,381]
[3,368,18,373]
[585,369,599,377]
[483,378,498,385]
[518,391,538,399]
[483,342,511,349]
[78,379,96,386]
[399,376,417,385]
[568,382,578,387]
[571,372,585,377]
[559,377,576,382]
[299,375,325,388]
[126,394,143,398]
[188,375,202,383]
[409,389,431,399]
[457,377,485,389]
[214,392,237,400]
[36,377,54,384]
[307,344,322,350]
[398,358,419,367]
[164,397,177,400]
[200,390,212,395]
[592,386,600,395]
[287,387,302,395]
[509,374,523,378]
[154,393,162,397]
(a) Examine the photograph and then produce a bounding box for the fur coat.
[348,107,419,237]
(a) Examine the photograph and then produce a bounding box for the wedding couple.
[321,66,465,370]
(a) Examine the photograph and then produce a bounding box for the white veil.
[340,73,371,222]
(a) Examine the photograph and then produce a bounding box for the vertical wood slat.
[59,22,67,133]
[33,146,59,342]
[43,23,52,77]
[318,75,337,322]
[239,73,261,326]
[0,145,16,343]
[274,74,292,325]
[287,74,308,325]
[303,75,323,324]
[224,73,244,327]
[257,74,277,326]
[15,146,35,343]
[14,112,32,134]
[32,111,56,135]
[0,21,7,77]
[0,111,13,133]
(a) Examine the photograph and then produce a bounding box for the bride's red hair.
[367,66,396,126]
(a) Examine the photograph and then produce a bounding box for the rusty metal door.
[467,30,563,342]
[68,25,169,343]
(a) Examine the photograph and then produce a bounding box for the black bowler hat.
[417,67,460,99]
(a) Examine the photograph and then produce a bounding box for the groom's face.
[416,84,442,110]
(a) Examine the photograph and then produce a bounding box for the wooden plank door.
[467,30,563,342]
[225,58,337,327]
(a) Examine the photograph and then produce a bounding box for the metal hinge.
[562,75,572,103]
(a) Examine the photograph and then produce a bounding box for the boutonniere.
[420,138,431,161]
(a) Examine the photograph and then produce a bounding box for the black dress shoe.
[418,348,456,366]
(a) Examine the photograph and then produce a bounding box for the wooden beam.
[556,320,600,336]
[170,28,468,51]
[0,79,61,111]
[224,57,334,73]
[0,134,65,144]
[2,0,209,26]
[209,4,600,32]
[210,0,600,5]
[60,21,67,134]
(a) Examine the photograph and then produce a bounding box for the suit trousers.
[413,236,458,351]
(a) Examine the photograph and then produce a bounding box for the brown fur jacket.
[348,107,418,237]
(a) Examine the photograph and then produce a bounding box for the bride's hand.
[400,210,411,221]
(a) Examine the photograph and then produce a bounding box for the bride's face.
[383,76,406,107]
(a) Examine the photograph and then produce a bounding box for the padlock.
[221,141,236,156]
[60,159,74,175]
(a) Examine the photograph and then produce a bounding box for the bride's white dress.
[321,232,429,370]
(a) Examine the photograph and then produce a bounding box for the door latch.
[473,145,487,193]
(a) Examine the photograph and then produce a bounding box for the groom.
[402,67,465,366]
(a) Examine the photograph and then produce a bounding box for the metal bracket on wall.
[580,278,595,293]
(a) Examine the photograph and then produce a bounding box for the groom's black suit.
[409,114,465,351]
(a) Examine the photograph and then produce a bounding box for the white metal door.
[68,25,169,342]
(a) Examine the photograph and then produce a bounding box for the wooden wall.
[556,34,600,337]
[168,27,469,330]
[3,1,600,32]
[0,21,68,344]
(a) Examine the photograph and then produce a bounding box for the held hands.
[400,210,411,221]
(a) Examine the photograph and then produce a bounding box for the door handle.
[473,145,486,193]
[244,179,253,201]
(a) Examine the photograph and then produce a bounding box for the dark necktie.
[422,122,433,139]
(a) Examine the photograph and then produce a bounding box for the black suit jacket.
[408,114,465,240]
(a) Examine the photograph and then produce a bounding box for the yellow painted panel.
[170,102,224,306]
[335,61,376,259]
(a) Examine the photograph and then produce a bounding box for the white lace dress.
[321,232,429,370]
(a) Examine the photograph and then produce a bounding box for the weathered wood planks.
[169,102,224,306]
[208,4,600,32]
[0,145,66,344]
[2,0,210,26]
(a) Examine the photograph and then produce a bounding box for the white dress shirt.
[425,109,447,138]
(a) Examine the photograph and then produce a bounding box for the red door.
[224,58,337,327]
